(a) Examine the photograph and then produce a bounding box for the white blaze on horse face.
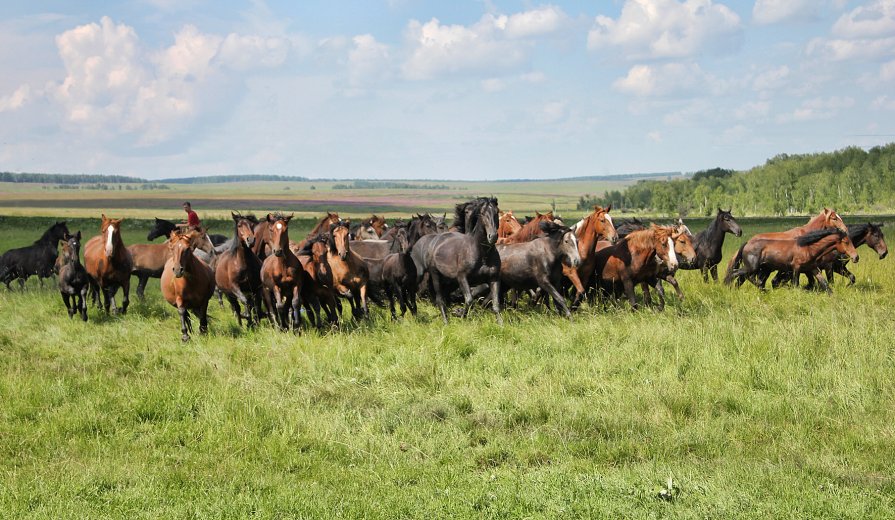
[566,232,581,265]
[571,219,584,233]
[666,237,678,269]
[605,214,613,227]
[276,222,283,230]
[105,224,115,256]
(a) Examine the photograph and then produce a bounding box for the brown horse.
[215,213,264,327]
[327,221,370,319]
[564,205,618,308]
[641,226,697,309]
[726,228,859,293]
[308,212,341,237]
[161,231,216,341]
[497,211,554,244]
[352,214,388,240]
[497,210,522,240]
[729,208,848,286]
[823,223,887,285]
[593,225,677,310]
[128,228,215,299]
[84,214,133,315]
[260,214,304,332]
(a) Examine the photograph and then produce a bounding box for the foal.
[328,221,370,320]
[215,213,264,327]
[57,232,90,321]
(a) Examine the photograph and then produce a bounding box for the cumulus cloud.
[613,62,716,97]
[753,0,819,25]
[0,85,32,112]
[752,65,790,91]
[807,1,895,61]
[347,34,392,87]
[777,96,855,122]
[588,0,742,59]
[402,7,569,80]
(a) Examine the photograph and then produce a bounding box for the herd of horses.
[0,199,887,340]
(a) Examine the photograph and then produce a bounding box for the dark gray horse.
[414,197,502,324]
[381,224,419,319]
[497,221,580,318]
[0,221,69,289]
[677,208,742,281]
[57,231,90,321]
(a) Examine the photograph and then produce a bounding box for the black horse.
[57,231,90,321]
[414,197,502,324]
[677,208,742,281]
[0,221,69,289]
[381,223,419,319]
[147,217,228,245]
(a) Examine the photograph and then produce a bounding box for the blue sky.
[0,0,893,180]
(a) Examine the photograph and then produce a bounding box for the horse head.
[540,221,580,268]
[232,212,256,248]
[62,231,82,263]
[329,221,351,260]
[822,208,849,234]
[167,231,193,278]
[100,214,124,259]
[672,228,697,264]
[652,225,678,271]
[718,208,743,237]
[268,213,294,257]
[867,223,888,259]
[592,205,618,244]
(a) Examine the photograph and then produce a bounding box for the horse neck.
[804,213,828,230]
[851,231,869,248]
[701,216,725,251]
[802,235,839,259]
[576,215,599,252]
[468,217,491,249]
[37,226,62,245]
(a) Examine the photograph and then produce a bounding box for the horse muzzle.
[568,257,581,268]
[610,235,619,244]
[735,230,743,237]
[487,233,497,244]
[852,254,860,264]
[273,248,284,257]
[246,237,255,247]
[879,250,888,260]
[340,252,348,261]
[173,267,185,278]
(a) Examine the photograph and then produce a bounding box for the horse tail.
[723,245,745,285]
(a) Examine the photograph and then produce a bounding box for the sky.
[0,0,893,180]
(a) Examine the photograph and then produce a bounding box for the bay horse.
[497,221,580,318]
[84,215,133,314]
[728,208,848,286]
[148,217,227,245]
[676,208,742,282]
[497,211,522,240]
[564,205,618,308]
[215,213,264,328]
[381,223,419,319]
[128,229,215,299]
[725,228,859,293]
[414,197,502,324]
[824,223,887,285]
[497,211,554,244]
[593,225,678,310]
[57,231,90,321]
[0,221,69,289]
[308,212,341,237]
[297,235,341,327]
[328,221,370,319]
[641,227,697,309]
[161,231,216,341]
[260,214,303,332]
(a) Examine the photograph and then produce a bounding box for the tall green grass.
[0,216,894,518]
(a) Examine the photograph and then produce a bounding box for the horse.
[497,211,522,240]
[414,197,502,324]
[297,235,341,327]
[497,221,580,318]
[774,222,887,288]
[147,217,227,245]
[160,231,216,341]
[84,215,133,315]
[564,205,618,308]
[354,213,438,263]
[725,228,859,293]
[433,213,449,233]
[0,221,69,289]
[726,208,848,285]
[351,215,388,240]
[381,223,419,319]
[592,225,678,310]
[676,208,742,282]
[308,212,341,237]
[128,229,216,299]
[496,211,554,244]
[260,214,304,332]
[56,231,90,321]
[215,212,264,328]
[327,221,370,319]
[641,227,697,310]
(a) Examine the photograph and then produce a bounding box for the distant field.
[0,178,644,220]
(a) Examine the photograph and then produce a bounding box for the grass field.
[1,214,894,518]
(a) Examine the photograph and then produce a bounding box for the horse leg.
[62,292,74,318]
[136,274,148,300]
[665,274,684,301]
[79,286,89,321]
[457,276,474,319]
[290,286,302,334]
[272,286,287,330]
[101,286,112,314]
[359,284,369,318]
[622,278,638,310]
[406,283,418,316]
[429,271,449,324]
[540,277,570,319]
[652,281,666,311]
[226,293,243,328]
[199,302,210,335]
[120,279,130,315]
[566,270,585,310]
[385,284,398,319]
[489,280,502,325]
[701,266,709,282]
[217,288,224,308]
[813,268,831,294]
[261,287,276,326]
[178,306,191,341]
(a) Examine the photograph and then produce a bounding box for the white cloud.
[752,65,789,91]
[753,0,819,25]
[832,0,895,39]
[872,95,895,110]
[613,62,712,97]
[347,34,392,87]
[481,78,506,93]
[504,5,570,39]
[587,0,742,59]
[217,33,291,70]
[881,59,895,81]
[734,100,770,121]
[777,96,855,122]
[538,101,568,124]
[647,130,663,142]
[0,85,31,112]
[806,35,895,61]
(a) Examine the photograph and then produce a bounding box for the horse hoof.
[181,334,190,342]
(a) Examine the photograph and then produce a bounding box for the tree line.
[0,172,146,184]
[578,144,895,216]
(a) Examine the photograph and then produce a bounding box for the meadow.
[1,212,894,518]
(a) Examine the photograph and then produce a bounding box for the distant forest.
[159,175,310,184]
[332,180,452,190]
[0,172,146,184]
[578,144,895,216]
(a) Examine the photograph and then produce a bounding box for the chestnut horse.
[497,211,522,240]
[161,231,216,341]
[260,214,304,332]
[84,215,133,315]
[497,211,554,244]
[215,213,264,327]
[129,228,215,299]
[565,205,618,308]
[725,228,859,293]
[641,226,697,309]
[593,225,677,310]
[57,231,90,321]
[328,221,370,319]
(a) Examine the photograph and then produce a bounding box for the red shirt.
[186,210,200,227]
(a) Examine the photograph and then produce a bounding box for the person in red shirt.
[181,201,201,231]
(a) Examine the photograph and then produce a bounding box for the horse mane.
[847,223,873,242]
[615,218,645,239]
[796,227,843,246]
[36,222,66,244]
[452,197,497,234]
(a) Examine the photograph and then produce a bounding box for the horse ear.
[231,211,239,221]
[286,213,294,222]
[266,213,275,223]
[63,232,70,240]
[75,231,82,240]
[101,213,107,222]
[606,204,611,212]
[717,207,722,214]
